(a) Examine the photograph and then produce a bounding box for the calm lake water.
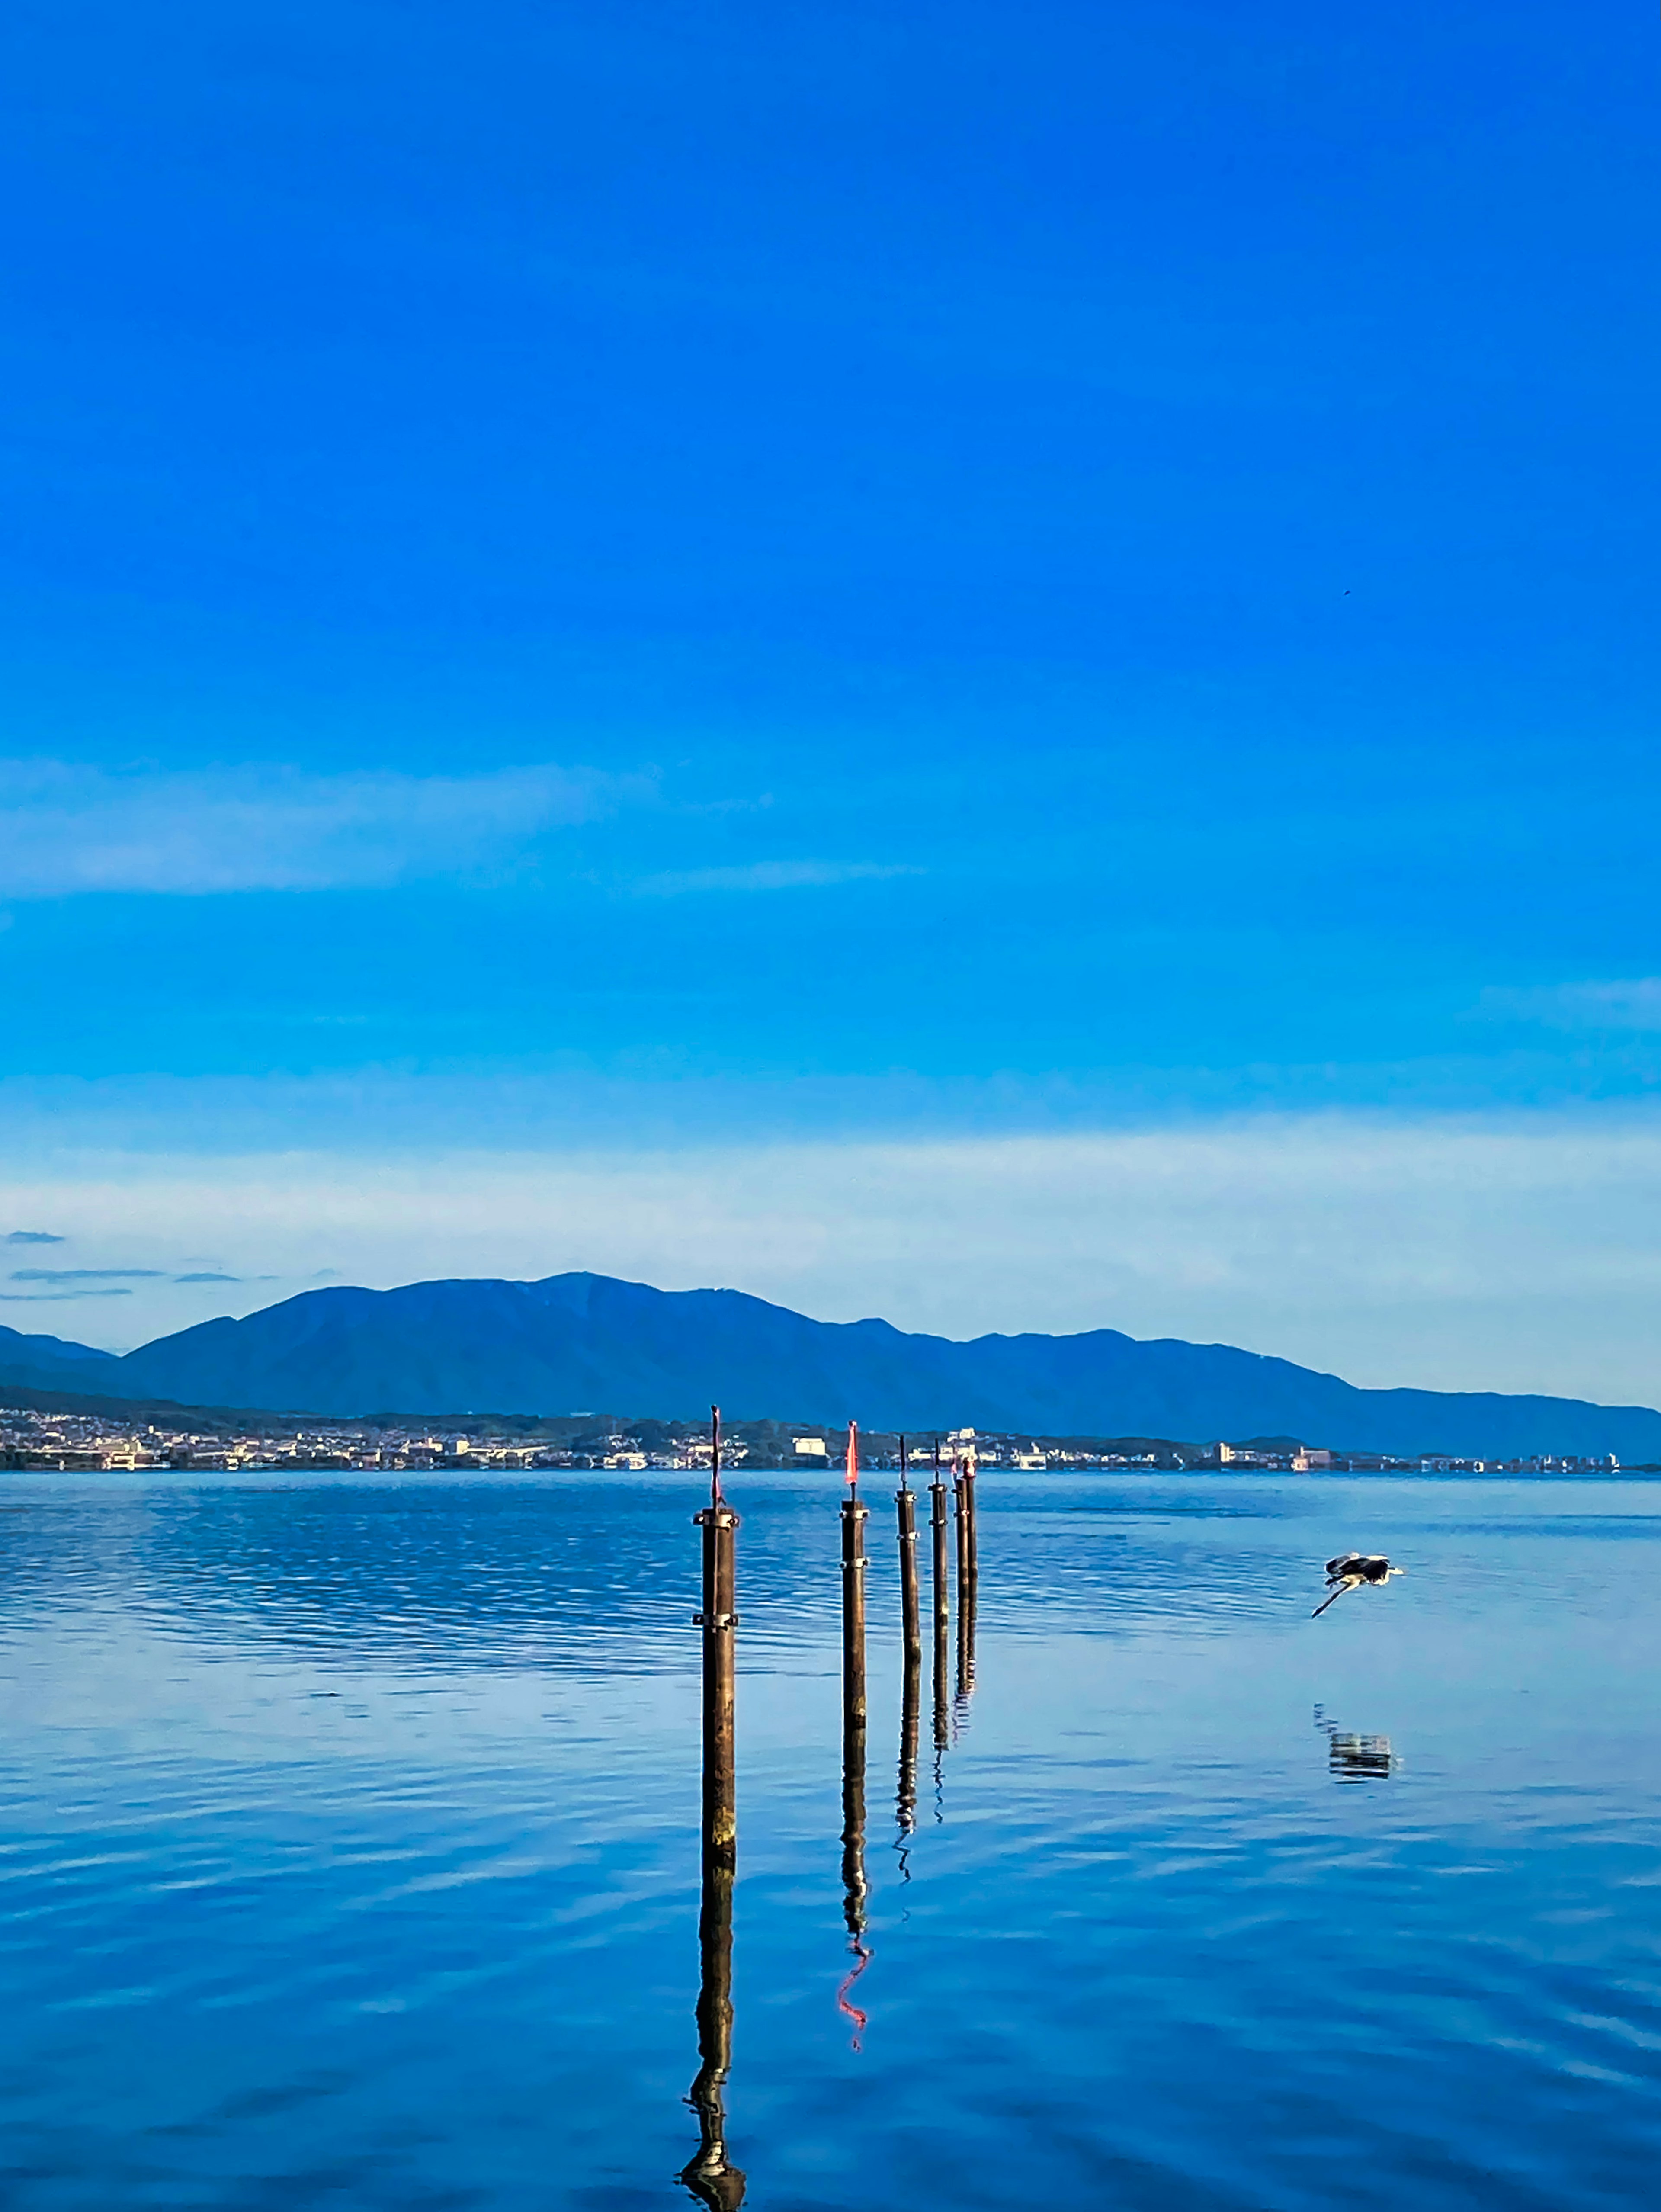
[1,1469,1659,2209]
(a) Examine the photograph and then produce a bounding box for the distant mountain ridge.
[0,1322,122,1383]
[3,1272,1661,1458]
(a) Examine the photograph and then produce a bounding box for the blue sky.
[4,0,1661,1399]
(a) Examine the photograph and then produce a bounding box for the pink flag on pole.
[845,1420,859,1485]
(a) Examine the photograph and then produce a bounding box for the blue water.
[2,1470,1659,2208]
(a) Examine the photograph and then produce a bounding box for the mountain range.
[4,1271,1661,1458]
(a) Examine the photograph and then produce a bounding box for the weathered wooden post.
[683,1407,745,2207]
[895,1435,922,1671]
[895,1435,921,1841]
[960,1442,973,1698]
[840,1420,868,1737]
[956,1541,977,1706]
[963,1452,979,1591]
[837,1419,872,2044]
[954,1441,978,1707]
[929,1441,949,1749]
[694,1406,740,1862]
[953,1449,969,1599]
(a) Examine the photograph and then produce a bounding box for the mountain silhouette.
[5,1271,1659,1458]
[0,1321,119,1387]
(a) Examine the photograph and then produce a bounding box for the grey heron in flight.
[1312,1553,1404,1617]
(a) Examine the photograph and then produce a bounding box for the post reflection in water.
[682,1414,746,2209]
[681,1833,745,2209]
[896,1637,920,1879]
[838,1682,872,2048]
[953,1574,978,1736]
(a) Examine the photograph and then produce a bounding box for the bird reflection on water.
[1315,1707,1398,1782]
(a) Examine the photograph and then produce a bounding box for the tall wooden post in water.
[953,1451,968,1599]
[895,1437,921,1840]
[955,1433,982,1708]
[929,1442,950,1750]
[896,1437,922,1670]
[683,1408,745,2209]
[963,1454,979,1589]
[840,1422,868,1738]
[837,1421,872,2042]
[695,1408,739,1861]
[955,1444,978,1708]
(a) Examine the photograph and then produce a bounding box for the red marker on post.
[845,1419,859,1492]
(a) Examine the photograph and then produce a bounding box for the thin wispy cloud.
[0,760,649,896]
[0,1288,132,1301]
[9,1268,166,1282]
[173,1271,241,1283]
[636,859,923,897]
[4,1230,64,1244]
[1481,979,1661,1032]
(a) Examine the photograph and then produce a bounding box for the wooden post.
[684,1406,744,2207]
[840,1432,868,1737]
[961,1448,978,1702]
[955,1454,977,1708]
[694,1408,740,1859]
[953,1454,968,1599]
[896,1438,922,1670]
[929,1441,949,1750]
[895,1436,921,1843]
[837,1419,872,2044]
[963,1460,978,1589]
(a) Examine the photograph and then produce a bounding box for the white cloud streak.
[0,760,644,895]
[1481,978,1661,1031]
[636,860,923,896]
[10,1110,1661,1406]
[9,1268,164,1282]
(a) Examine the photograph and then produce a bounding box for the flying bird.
[1312,1553,1404,1617]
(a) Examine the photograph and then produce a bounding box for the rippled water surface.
[3,1470,1660,2208]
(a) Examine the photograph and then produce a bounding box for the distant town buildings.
[0,1403,1633,1479]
